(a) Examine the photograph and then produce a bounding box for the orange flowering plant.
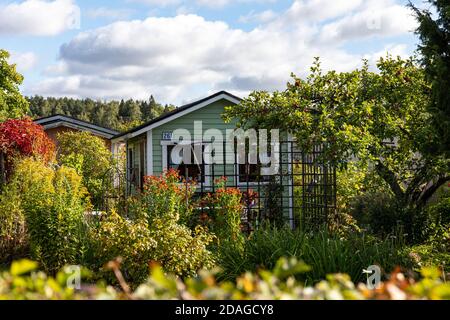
[200,177,244,246]
[125,169,215,277]
[142,168,196,223]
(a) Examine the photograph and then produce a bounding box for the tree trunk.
[375,161,405,202]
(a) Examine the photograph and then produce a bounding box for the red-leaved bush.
[0,118,55,180]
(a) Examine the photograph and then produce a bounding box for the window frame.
[161,140,211,186]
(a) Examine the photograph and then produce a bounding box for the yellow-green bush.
[57,131,113,208]
[130,170,216,277]
[91,211,156,286]
[3,158,89,273]
[0,189,28,266]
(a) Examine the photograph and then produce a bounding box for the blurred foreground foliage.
[1,257,450,300]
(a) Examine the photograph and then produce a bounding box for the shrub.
[0,158,55,266]
[149,219,215,277]
[404,196,450,275]
[91,211,156,286]
[336,163,387,213]
[0,117,55,160]
[57,131,113,208]
[139,169,195,223]
[261,178,285,227]
[405,244,450,275]
[0,118,55,183]
[199,177,244,246]
[0,189,28,266]
[6,158,89,273]
[127,169,215,277]
[217,226,412,283]
[349,192,429,243]
[424,196,450,249]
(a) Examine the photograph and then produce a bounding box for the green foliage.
[410,0,450,159]
[261,178,285,227]
[199,178,244,246]
[224,56,449,208]
[217,226,412,284]
[5,158,89,273]
[126,170,216,277]
[91,211,156,286]
[406,244,450,276]
[0,188,28,266]
[422,196,450,249]
[0,259,100,300]
[138,169,196,223]
[349,192,423,242]
[336,162,388,212]
[59,152,84,175]
[58,131,113,208]
[2,257,450,300]
[0,50,29,122]
[349,190,450,245]
[149,219,215,277]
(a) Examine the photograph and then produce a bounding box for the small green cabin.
[111,91,295,227]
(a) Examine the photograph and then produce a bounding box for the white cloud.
[31,0,417,103]
[363,44,410,67]
[176,5,194,15]
[131,0,277,9]
[195,0,230,8]
[86,7,134,20]
[9,51,38,72]
[282,0,363,23]
[128,0,181,6]
[317,1,417,43]
[239,10,276,24]
[196,0,277,9]
[0,0,80,36]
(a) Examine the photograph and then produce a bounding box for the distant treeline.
[26,95,177,132]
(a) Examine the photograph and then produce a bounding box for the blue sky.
[0,0,425,105]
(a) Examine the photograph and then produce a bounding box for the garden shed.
[111,91,335,229]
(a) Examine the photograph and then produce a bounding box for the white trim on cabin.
[35,115,118,137]
[146,130,153,175]
[39,121,115,139]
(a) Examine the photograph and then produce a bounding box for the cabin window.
[238,163,262,183]
[166,144,206,183]
[235,145,276,184]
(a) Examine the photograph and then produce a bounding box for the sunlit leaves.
[0,50,29,122]
[224,56,448,206]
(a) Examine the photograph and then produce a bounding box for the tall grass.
[217,226,413,283]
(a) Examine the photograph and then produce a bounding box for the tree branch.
[375,161,405,200]
[405,161,430,200]
[417,175,450,207]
